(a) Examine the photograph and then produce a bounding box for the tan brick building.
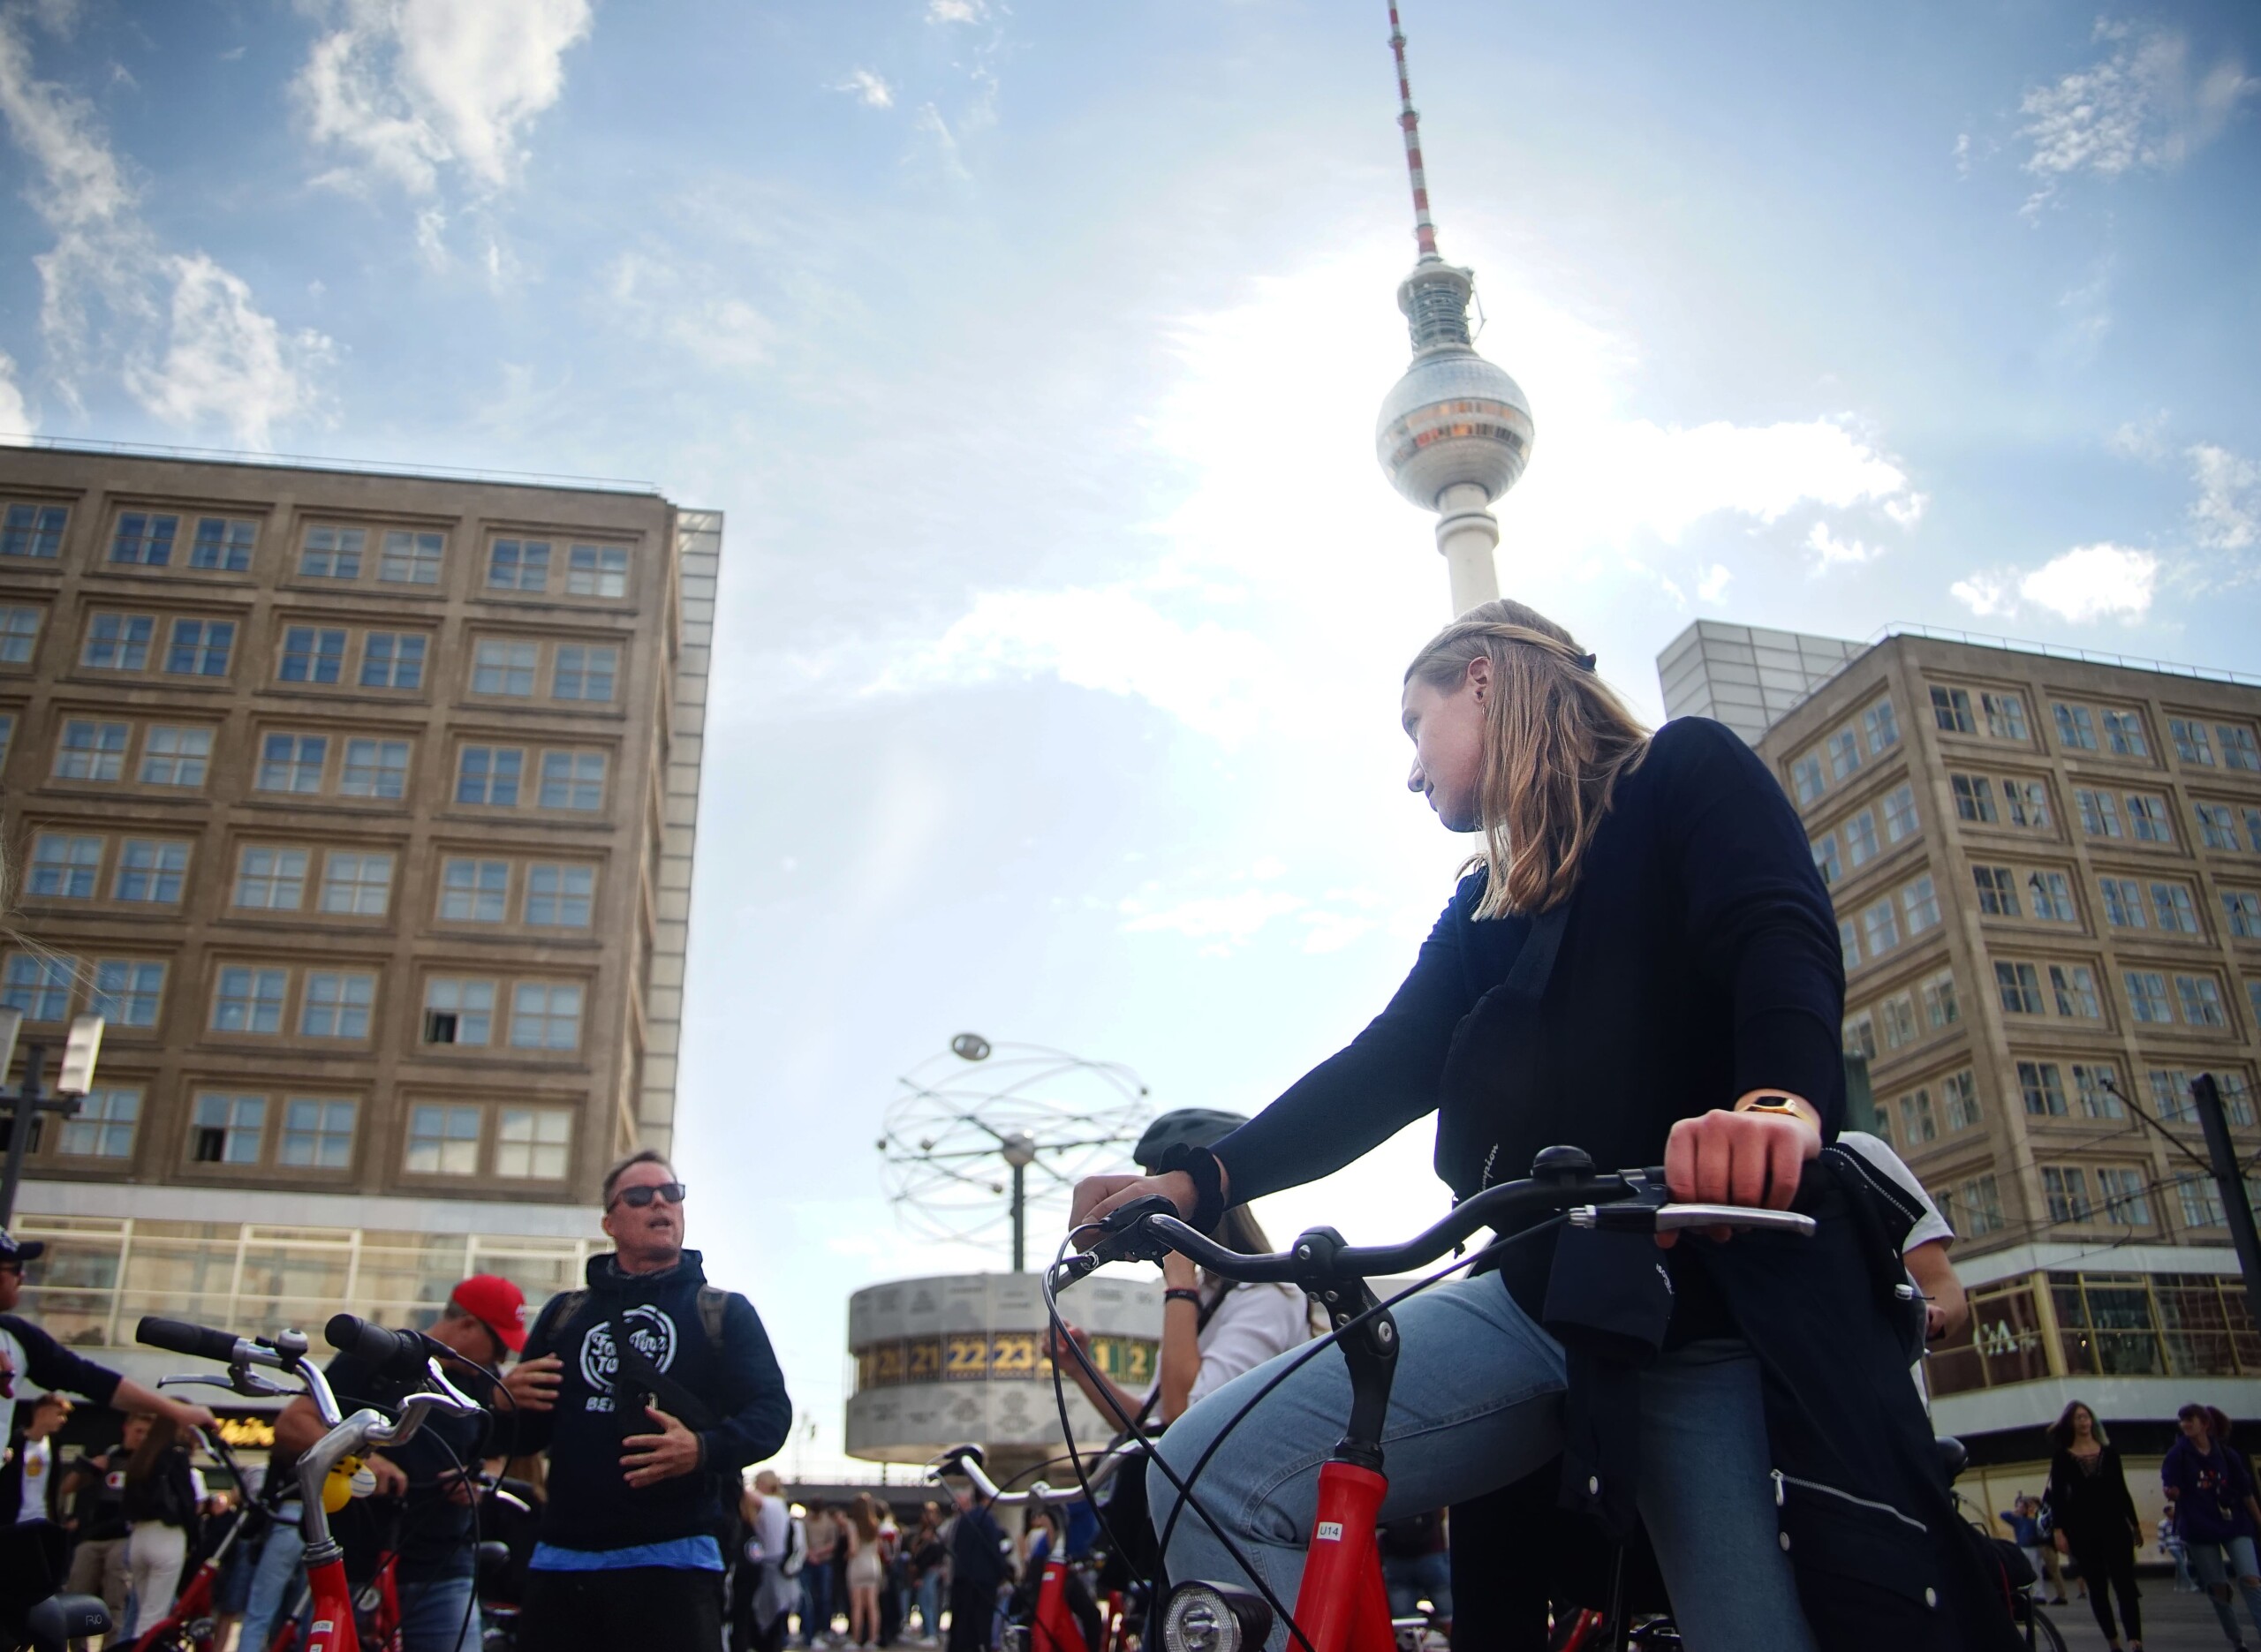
[0,445,717,1384]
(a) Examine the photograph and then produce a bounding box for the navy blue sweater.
[512,1251,791,1550]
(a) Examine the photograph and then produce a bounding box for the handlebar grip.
[137,1316,243,1363]
[324,1314,434,1380]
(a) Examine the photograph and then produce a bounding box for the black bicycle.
[1939,1438,2068,1652]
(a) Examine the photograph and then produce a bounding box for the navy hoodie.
[512,1250,791,1550]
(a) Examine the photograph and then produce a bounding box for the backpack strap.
[538,1288,589,1346]
[697,1286,733,1358]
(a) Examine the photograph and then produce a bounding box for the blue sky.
[0,0,2254,1473]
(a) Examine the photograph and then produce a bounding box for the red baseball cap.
[450,1274,528,1354]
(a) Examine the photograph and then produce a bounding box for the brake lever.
[1569,1201,1817,1237]
[161,1369,296,1401]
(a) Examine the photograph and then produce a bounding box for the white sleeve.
[190,1466,208,1504]
[1187,1284,1310,1407]
[1837,1130,1953,1248]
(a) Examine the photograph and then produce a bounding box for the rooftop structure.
[1656,620,1866,746]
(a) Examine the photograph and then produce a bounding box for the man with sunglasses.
[503,1150,791,1651]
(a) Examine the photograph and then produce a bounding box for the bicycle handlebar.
[927,1441,1136,1507]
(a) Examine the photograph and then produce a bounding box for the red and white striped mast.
[1387,0,1441,260]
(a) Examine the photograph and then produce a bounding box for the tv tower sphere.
[1374,3,1535,615]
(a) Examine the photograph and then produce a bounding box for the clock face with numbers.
[878,1038,1151,1255]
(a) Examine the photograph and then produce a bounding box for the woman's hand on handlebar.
[1069,1171,1199,1238]
[1659,1105,1819,1248]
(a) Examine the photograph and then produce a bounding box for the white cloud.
[2107,411,2168,461]
[1882,491,1928,528]
[1952,132,1971,177]
[0,11,329,445]
[602,251,776,373]
[1954,543,2159,623]
[835,69,893,109]
[915,103,968,181]
[293,0,594,196]
[2189,442,2258,551]
[926,0,985,21]
[2017,23,2257,214]
[0,350,32,437]
[1115,877,1387,958]
[1805,520,1883,570]
[1696,562,1731,603]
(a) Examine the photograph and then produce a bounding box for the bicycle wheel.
[2023,1602,2068,1652]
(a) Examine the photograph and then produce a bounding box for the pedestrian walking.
[1998,1497,2053,1603]
[909,1503,946,1645]
[0,1392,71,1637]
[845,1494,883,1648]
[735,1470,803,1652]
[118,1414,201,1639]
[503,1150,792,1651]
[944,1482,1007,1652]
[802,1500,840,1643]
[2045,1400,2144,1652]
[2164,1402,2261,1648]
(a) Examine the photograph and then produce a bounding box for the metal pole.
[1010,1160,1026,1274]
[2192,1074,2261,1335]
[0,1045,45,1231]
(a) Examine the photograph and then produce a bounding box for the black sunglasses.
[609,1181,688,1211]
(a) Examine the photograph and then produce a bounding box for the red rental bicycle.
[926,1445,1137,1652]
[1050,1145,1817,1652]
[133,1313,483,1652]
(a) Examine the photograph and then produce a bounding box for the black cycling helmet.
[1133,1108,1249,1173]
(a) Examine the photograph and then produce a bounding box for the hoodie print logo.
[579,1304,678,1413]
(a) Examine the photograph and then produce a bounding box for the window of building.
[2197,803,2240,851]
[1931,686,1975,735]
[2042,1165,2091,1224]
[319,852,394,917]
[1940,1070,1979,1131]
[0,713,12,772]
[1972,865,2019,917]
[2224,725,2261,773]
[2,503,68,558]
[140,725,212,787]
[2176,1174,2226,1229]
[1841,1011,1877,1061]
[495,1107,572,1180]
[377,530,443,585]
[189,517,256,571]
[2125,970,2174,1024]
[2076,789,2122,839]
[2247,808,2261,854]
[2151,881,2199,934]
[2176,975,2227,1027]
[1921,969,1959,1030]
[2250,980,2261,1028]
[212,968,288,1034]
[1883,785,1918,843]
[1862,900,1900,957]
[191,1094,265,1165]
[1901,876,1941,935]
[2096,1167,2151,1226]
[1898,1089,1936,1144]
[89,959,164,1028]
[1790,757,1824,806]
[2054,703,2098,751]
[1826,728,1861,781]
[473,640,537,696]
[1811,834,1841,885]
[2071,1063,2122,1119]
[300,972,374,1038]
[1997,962,2044,1015]
[2172,719,2217,766]
[2025,870,2076,923]
[256,734,327,793]
[1880,992,1918,1050]
[2148,1068,2197,1124]
[1961,1174,2005,1234]
[552,645,617,703]
[278,626,346,684]
[82,613,154,670]
[27,834,102,899]
[2049,964,2100,1019]
[61,1087,138,1158]
[164,618,234,677]
[422,978,495,1046]
[280,1098,357,1169]
[234,848,308,910]
[1952,774,1998,824]
[2103,710,2149,758]
[339,738,410,800]
[2004,779,2051,829]
[360,632,427,690]
[509,982,584,1049]
[0,605,40,664]
[455,745,524,806]
[1863,698,1900,754]
[488,539,550,591]
[566,543,628,597]
[405,1105,481,1175]
[2225,890,2261,939]
[1983,693,2029,740]
[1,954,74,1022]
[2129,794,2174,844]
[1838,920,1859,971]
[109,511,178,565]
[526,864,594,928]
[54,719,128,781]
[439,859,509,923]
[1846,811,1880,867]
[2019,1061,2068,1116]
[537,751,605,811]
[300,526,365,579]
[114,839,188,903]
[2223,1073,2257,1128]
[2101,878,2145,928]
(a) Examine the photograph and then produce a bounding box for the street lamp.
[0,1011,104,1229]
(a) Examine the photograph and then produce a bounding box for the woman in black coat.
[2045,1400,2143,1651]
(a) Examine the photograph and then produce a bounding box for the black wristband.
[1154,1143,1228,1234]
[1163,1288,1202,1307]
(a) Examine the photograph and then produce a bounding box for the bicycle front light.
[1161,1581,1272,1652]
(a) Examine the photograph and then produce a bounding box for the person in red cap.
[245,1275,527,1652]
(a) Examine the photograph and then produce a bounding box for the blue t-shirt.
[531,1535,724,1573]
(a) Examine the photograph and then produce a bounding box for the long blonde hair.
[1403,600,1650,918]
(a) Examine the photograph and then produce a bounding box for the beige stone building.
[0,445,717,1386]
[1663,621,2261,1520]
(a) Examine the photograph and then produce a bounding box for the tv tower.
[1373,1,1535,615]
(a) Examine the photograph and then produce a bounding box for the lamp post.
[0,1011,104,1230]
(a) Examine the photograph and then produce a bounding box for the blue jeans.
[396,1570,480,1652]
[2189,1534,2261,1645]
[1382,1550,1452,1621]
[1150,1274,1816,1652]
[801,1565,834,1641]
[915,1571,943,1635]
[240,1512,306,1652]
